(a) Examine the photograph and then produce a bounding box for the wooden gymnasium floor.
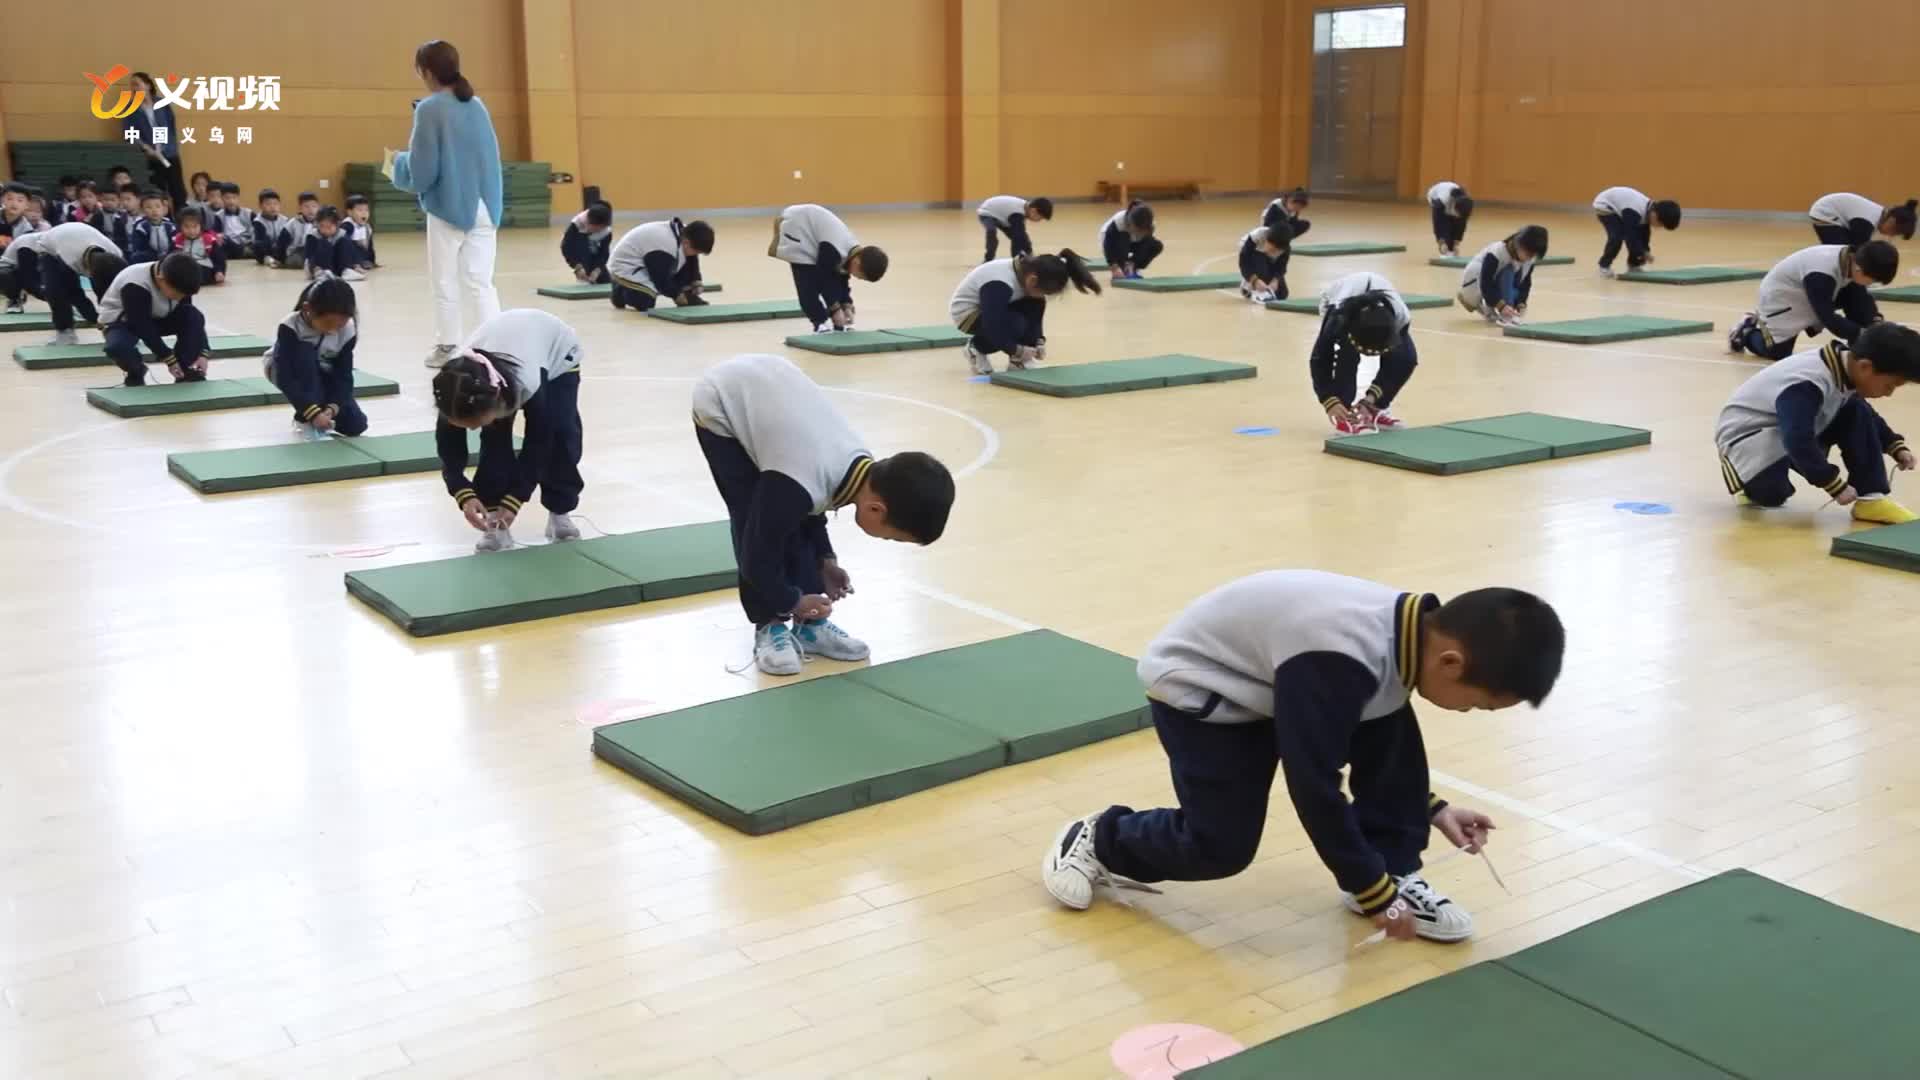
[5,198,1920,1079]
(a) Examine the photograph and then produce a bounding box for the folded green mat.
[1617,266,1766,285]
[1293,242,1406,256]
[1264,294,1451,313]
[784,325,972,355]
[990,354,1256,398]
[14,334,273,370]
[1429,254,1576,268]
[648,300,805,324]
[167,429,494,494]
[1324,412,1649,475]
[85,371,400,417]
[537,281,722,300]
[0,313,97,333]
[1831,519,1920,573]
[1873,285,1920,304]
[1111,273,1243,292]
[1503,315,1714,344]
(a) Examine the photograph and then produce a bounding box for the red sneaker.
[1357,404,1405,429]
[1329,413,1374,436]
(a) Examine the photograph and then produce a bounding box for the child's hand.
[821,560,853,601]
[165,357,184,380]
[191,357,208,375]
[491,506,518,530]
[1497,303,1519,319]
[461,498,490,531]
[572,265,589,281]
[311,407,335,432]
[1328,402,1357,425]
[829,306,850,329]
[1372,898,1418,941]
[1835,485,1859,506]
[1432,805,1496,853]
[794,594,834,621]
[1898,449,1916,471]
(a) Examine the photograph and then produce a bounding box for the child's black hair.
[683,219,715,254]
[1853,239,1900,285]
[1429,587,1564,707]
[188,170,211,190]
[118,184,139,196]
[259,188,280,201]
[1029,197,1054,220]
[107,165,132,180]
[1510,224,1550,258]
[1651,199,1682,229]
[57,174,78,189]
[1125,201,1155,231]
[345,193,368,210]
[1337,292,1402,355]
[156,252,203,297]
[298,191,319,204]
[1454,194,1475,219]
[867,452,955,544]
[432,352,515,423]
[1,181,29,197]
[1855,321,1920,379]
[1019,249,1103,296]
[177,207,203,226]
[1287,186,1311,206]
[224,181,243,195]
[315,205,342,224]
[851,245,889,282]
[1884,199,1918,241]
[77,179,97,194]
[1261,223,1292,251]
[139,189,165,205]
[297,274,358,320]
[415,39,475,102]
[86,250,126,288]
[585,201,612,227]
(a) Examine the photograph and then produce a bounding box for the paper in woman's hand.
[380,147,398,181]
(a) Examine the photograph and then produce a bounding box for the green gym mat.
[594,678,1006,835]
[1085,259,1110,271]
[0,313,95,333]
[1429,254,1575,268]
[166,429,491,494]
[784,325,972,355]
[990,354,1256,398]
[845,631,1150,762]
[1503,315,1714,344]
[343,521,736,636]
[536,281,722,300]
[1617,266,1766,285]
[1830,519,1920,572]
[1293,242,1407,256]
[647,300,805,324]
[85,371,401,418]
[1264,294,1451,314]
[14,334,274,370]
[1324,413,1649,474]
[1873,285,1920,304]
[1111,273,1243,292]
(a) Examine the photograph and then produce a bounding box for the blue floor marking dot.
[967,375,991,383]
[1235,426,1279,436]
[1614,501,1673,515]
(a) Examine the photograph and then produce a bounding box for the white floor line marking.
[888,578,1041,633]
[1430,769,1712,880]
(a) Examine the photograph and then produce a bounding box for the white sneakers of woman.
[546,513,581,542]
[754,623,803,676]
[965,342,994,376]
[425,344,457,369]
[475,526,515,553]
[1340,873,1474,942]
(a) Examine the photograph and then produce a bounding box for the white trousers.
[427,200,501,347]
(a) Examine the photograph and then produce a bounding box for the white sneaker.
[754,622,803,676]
[3,299,23,315]
[1728,315,1753,354]
[45,329,79,346]
[793,618,869,661]
[425,344,457,369]
[297,423,332,443]
[813,321,834,334]
[1597,266,1616,279]
[1239,283,1253,300]
[265,257,281,269]
[342,268,368,282]
[1340,873,1474,943]
[545,513,580,542]
[474,525,515,553]
[1042,813,1113,910]
[1010,346,1040,371]
[1251,289,1275,304]
[966,342,994,375]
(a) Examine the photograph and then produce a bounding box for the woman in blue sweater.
[390,40,504,369]
[127,72,187,209]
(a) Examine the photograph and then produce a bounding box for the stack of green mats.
[86,371,400,417]
[344,520,738,636]
[1503,315,1713,344]
[784,325,971,355]
[592,629,1152,833]
[167,429,501,494]
[990,354,1256,398]
[1429,254,1575,268]
[0,312,97,333]
[1324,412,1649,474]
[14,334,273,370]
[1190,869,1920,1080]
[1617,266,1766,285]
[499,162,552,229]
[1874,285,1920,304]
[7,140,147,196]
[1831,520,1920,573]
[1265,294,1452,313]
[343,163,427,232]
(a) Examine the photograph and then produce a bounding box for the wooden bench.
[1097,179,1207,203]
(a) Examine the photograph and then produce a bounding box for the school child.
[977,195,1053,262]
[50,176,79,224]
[560,202,613,283]
[1728,241,1897,360]
[97,252,206,387]
[432,309,587,553]
[282,193,321,271]
[69,181,101,226]
[1427,182,1474,255]
[1263,187,1311,238]
[768,203,890,334]
[112,186,142,248]
[1041,571,1563,944]
[22,195,53,235]
[265,275,365,441]
[304,207,354,280]
[172,208,226,284]
[950,250,1103,375]
[1236,224,1291,303]
[343,194,376,273]
[0,183,28,256]
[217,183,256,261]
[186,171,215,221]
[1808,194,1917,248]
[1457,225,1549,325]
[0,222,123,345]
[607,218,714,311]
[127,190,178,264]
[1716,322,1920,525]
[253,189,295,267]
[1592,186,1681,276]
[1098,201,1161,281]
[92,188,130,251]
[691,352,955,675]
[1314,271,1418,434]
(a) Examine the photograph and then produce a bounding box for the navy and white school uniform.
[343,219,375,268]
[93,208,129,251]
[1313,272,1417,416]
[266,308,366,435]
[691,353,873,626]
[1592,186,1655,270]
[126,216,178,264]
[1236,226,1290,298]
[437,309,586,517]
[559,211,611,283]
[183,197,216,225]
[950,258,1043,360]
[1456,237,1536,316]
[96,260,207,386]
[977,195,1035,261]
[218,205,256,259]
[173,227,227,279]
[1735,245,1879,360]
[607,219,700,311]
[1093,570,1445,912]
[0,223,115,325]
[1427,181,1469,251]
[769,204,861,330]
[282,214,316,269]
[253,213,296,265]
[1262,196,1310,239]
[304,228,353,280]
[1716,340,1904,506]
[1808,193,1882,248]
[1099,204,1163,273]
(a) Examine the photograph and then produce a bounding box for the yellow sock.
[1851,497,1919,525]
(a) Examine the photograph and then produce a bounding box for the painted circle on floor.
[1110,1023,1245,1079]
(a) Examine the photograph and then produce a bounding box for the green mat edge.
[1322,432,1552,475]
[84,376,402,418]
[344,560,647,638]
[1293,243,1408,256]
[1830,528,1920,572]
[990,359,1255,398]
[1441,414,1653,458]
[648,302,805,325]
[167,452,382,494]
[783,333,918,355]
[1111,275,1243,292]
[1503,319,1714,344]
[1618,268,1767,286]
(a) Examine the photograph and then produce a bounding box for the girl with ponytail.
[265,273,365,440]
[947,249,1102,375]
[1809,193,1917,247]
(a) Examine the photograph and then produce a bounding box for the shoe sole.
[1041,820,1094,910]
